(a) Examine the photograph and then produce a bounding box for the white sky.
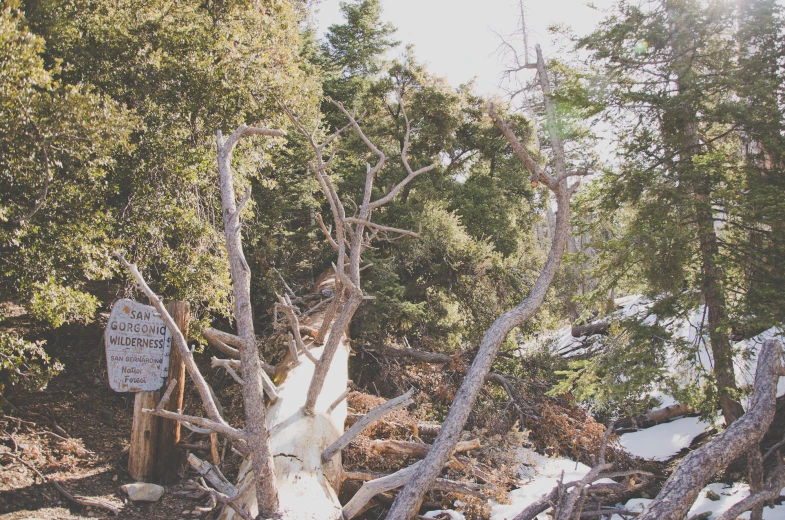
[312,0,616,95]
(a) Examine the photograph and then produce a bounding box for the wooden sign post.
[155,301,189,484]
[105,298,187,483]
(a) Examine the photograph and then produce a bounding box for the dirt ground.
[0,311,239,520]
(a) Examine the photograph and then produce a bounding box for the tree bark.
[128,391,159,482]
[666,0,745,425]
[155,301,189,484]
[217,126,282,516]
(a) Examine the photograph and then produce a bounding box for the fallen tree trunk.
[638,339,783,520]
[221,272,349,520]
[345,413,442,437]
[614,402,692,432]
[571,321,609,338]
[373,438,481,458]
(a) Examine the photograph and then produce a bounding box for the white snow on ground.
[421,510,466,520]
[618,415,715,461]
[490,449,614,520]
[492,298,785,518]
[608,482,785,519]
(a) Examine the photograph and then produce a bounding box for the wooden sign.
[105,298,172,392]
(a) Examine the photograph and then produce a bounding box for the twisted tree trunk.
[387,44,584,519]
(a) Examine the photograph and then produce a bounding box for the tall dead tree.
[387,44,587,519]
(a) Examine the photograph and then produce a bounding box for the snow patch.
[610,482,785,519]
[490,449,614,520]
[618,415,714,461]
[421,510,466,520]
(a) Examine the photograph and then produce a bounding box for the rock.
[112,474,118,482]
[705,489,721,501]
[121,483,165,502]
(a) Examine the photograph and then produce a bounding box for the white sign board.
[104,299,172,392]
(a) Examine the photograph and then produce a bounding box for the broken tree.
[117,94,440,519]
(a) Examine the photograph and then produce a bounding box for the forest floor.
[0,307,231,520]
[2,302,783,520]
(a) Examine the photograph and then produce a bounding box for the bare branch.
[556,169,592,185]
[230,187,252,223]
[203,327,245,349]
[278,294,312,364]
[114,252,228,427]
[217,123,281,515]
[326,389,349,415]
[258,369,279,403]
[212,357,246,385]
[555,426,614,520]
[488,103,551,188]
[343,462,422,520]
[221,125,284,155]
[316,214,340,251]
[143,407,245,442]
[369,95,436,210]
[271,266,296,299]
[188,452,238,497]
[322,388,414,463]
[387,46,577,518]
[715,464,785,520]
[344,217,420,238]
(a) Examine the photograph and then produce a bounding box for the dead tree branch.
[343,462,422,520]
[114,254,238,439]
[555,426,613,520]
[715,463,785,520]
[322,388,414,462]
[216,124,281,516]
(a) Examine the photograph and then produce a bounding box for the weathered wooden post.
[155,301,190,483]
[129,391,160,481]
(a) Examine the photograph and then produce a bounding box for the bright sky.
[313,0,616,95]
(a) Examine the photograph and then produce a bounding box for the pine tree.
[577,0,785,423]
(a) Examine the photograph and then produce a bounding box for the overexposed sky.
[313,0,616,95]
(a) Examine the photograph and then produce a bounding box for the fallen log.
[571,321,609,338]
[373,438,481,458]
[345,413,442,436]
[614,402,693,432]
